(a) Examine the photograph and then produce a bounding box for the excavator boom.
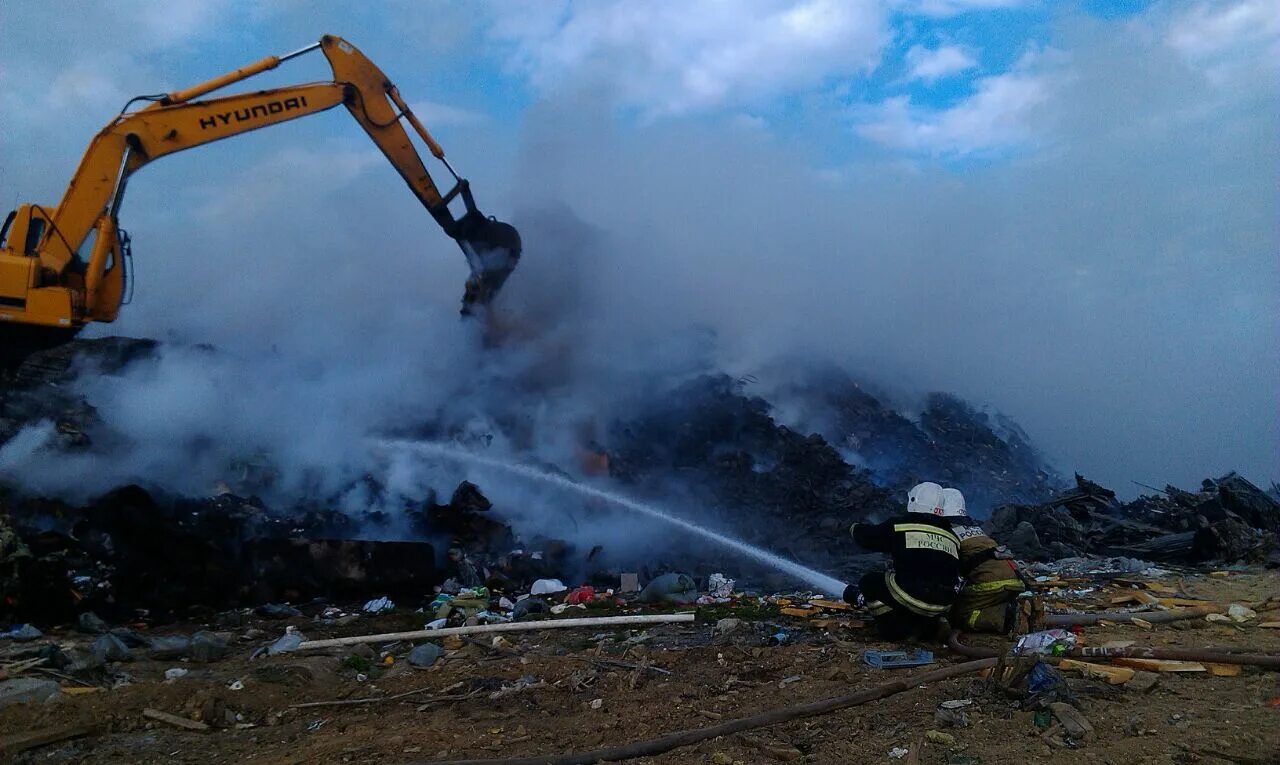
[0,34,520,360]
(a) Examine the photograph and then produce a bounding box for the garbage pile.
[987,473,1279,564]
[764,366,1062,509]
[605,373,1061,580]
[0,483,457,625]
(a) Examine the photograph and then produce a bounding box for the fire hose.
[948,631,1280,668]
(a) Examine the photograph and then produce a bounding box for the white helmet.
[906,482,945,515]
[940,487,968,518]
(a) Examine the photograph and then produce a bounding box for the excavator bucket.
[455,212,522,315]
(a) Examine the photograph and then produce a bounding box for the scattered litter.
[91,633,133,662]
[707,573,735,599]
[362,597,395,614]
[0,624,43,642]
[864,649,933,669]
[164,668,189,681]
[0,678,61,709]
[589,698,603,710]
[189,631,228,663]
[925,730,956,746]
[1014,629,1077,656]
[148,635,192,660]
[889,746,909,759]
[228,680,244,691]
[530,579,567,595]
[268,626,306,655]
[565,586,596,605]
[940,699,973,709]
[1227,604,1256,622]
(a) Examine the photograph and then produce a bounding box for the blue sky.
[0,1,1276,496]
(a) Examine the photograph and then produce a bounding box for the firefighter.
[944,488,1027,633]
[844,482,961,640]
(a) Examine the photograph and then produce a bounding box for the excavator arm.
[0,34,519,356]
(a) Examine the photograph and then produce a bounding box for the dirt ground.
[2,569,1277,765]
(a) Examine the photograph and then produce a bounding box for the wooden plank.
[142,708,210,731]
[1112,658,1206,673]
[808,599,853,611]
[1057,658,1135,685]
[1157,598,1212,608]
[0,725,94,756]
[780,607,817,618]
[1204,662,1242,677]
[1111,591,1160,606]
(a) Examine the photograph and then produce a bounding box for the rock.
[934,708,970,728]
[1003,520,1048,560]
[2,624,43,641]
[0,678,61,708]
[762,744,803,761]
[91,633,132,662]
[638,572,698,604]
[407,643,442,667]
[513,597,548,619]
[147,635,192,660]
[715,618,744,635]
[189,631,228,663]
[256,603,303,619]
[77,611,108,634]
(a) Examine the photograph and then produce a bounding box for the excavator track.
[0,324,82,370]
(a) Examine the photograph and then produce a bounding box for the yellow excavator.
[0,34,520,360]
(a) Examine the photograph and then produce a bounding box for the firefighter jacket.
[850,514,960,617]
[952,524,1026,629]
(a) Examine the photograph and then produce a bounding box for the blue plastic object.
[863,649,934,668]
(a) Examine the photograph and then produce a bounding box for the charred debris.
[1,338,1275,626]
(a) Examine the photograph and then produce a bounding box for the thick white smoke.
[0,1,1274,514]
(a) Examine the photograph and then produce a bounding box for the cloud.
[893,0,1031,17]
[412,100,489,127]
[486,0,890,116]
[1166,0,1280,60]
[904,43,979,82]
[856,63,1052,156]
[1165,0,1280,88]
